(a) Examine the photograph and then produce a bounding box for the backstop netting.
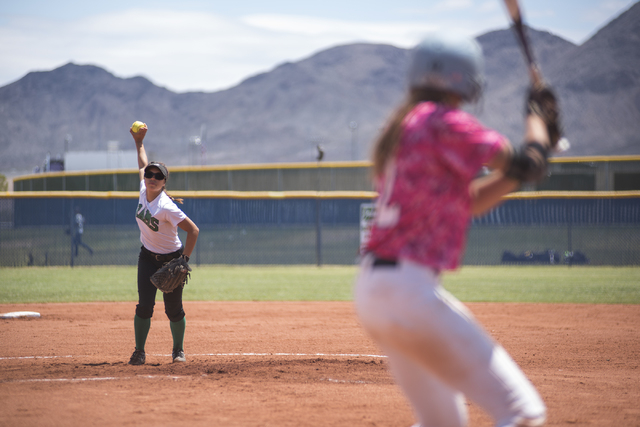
[1,192,639,267]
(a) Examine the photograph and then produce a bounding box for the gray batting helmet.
[408,33,484,102]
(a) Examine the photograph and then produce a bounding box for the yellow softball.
[131,121,147,133]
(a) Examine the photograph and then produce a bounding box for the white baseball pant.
[354,255,546,427]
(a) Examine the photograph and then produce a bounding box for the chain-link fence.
[0,193,369,267]
[1,192,639,267]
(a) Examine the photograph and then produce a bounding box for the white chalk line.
[0,352,386,361]
[321,378,372,384]
[198,352,386,358]
[3,375,183,384]
[4,375,373,385]
[0,355,75,360]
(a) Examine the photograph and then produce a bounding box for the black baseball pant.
[136,246,185,323]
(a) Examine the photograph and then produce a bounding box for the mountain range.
[1,2,639,175]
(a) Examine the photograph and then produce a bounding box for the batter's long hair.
[372,88,460,177]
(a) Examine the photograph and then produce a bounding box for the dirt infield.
[1,302,638,426]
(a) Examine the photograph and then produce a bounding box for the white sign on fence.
[360,203,376,251]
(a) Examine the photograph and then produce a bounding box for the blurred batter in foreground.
[355,32,562,427]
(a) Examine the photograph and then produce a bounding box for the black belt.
[372,257,397,267]
[141,246,182,263]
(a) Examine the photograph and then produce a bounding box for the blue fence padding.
[13,198,138,226]
[13,197,367,227]
[185,198,364,225]
[472,197,640,226]
[11,196,640,227]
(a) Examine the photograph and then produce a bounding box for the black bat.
[503,0,571,152]
[502,0,543,86]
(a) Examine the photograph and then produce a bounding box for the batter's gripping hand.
[526,85,563,150]
[150,255,192,293]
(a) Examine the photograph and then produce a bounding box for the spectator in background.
[73,206,94,256]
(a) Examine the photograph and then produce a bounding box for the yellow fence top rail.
[1,190,639,200]
[0,190,378,199]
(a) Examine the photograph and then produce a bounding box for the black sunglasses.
[144,170,165,180]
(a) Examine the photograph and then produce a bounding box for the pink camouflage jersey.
[366,101,507,271]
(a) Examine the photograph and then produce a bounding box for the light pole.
[64,134,72,153]
[189,136,201,166]
[349,121,358,161]
[315,145,324,266]
[199,124,207,165]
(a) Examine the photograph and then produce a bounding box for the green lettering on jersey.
[136,204,159,232]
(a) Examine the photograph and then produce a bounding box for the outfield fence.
[1,191,639,267]
[12,156,640,192]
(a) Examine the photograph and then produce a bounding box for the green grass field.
[0,265,638,304]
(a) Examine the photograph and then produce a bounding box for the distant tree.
[0,174,8,191]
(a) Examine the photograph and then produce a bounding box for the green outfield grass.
[0,265,638,304]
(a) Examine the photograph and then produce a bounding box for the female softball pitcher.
[128,123,199,365]
[355,33,561,427]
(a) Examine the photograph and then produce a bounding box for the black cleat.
[128,349,146,365]
[172,349,186,363]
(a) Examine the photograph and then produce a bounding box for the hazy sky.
[0,0,636,92]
